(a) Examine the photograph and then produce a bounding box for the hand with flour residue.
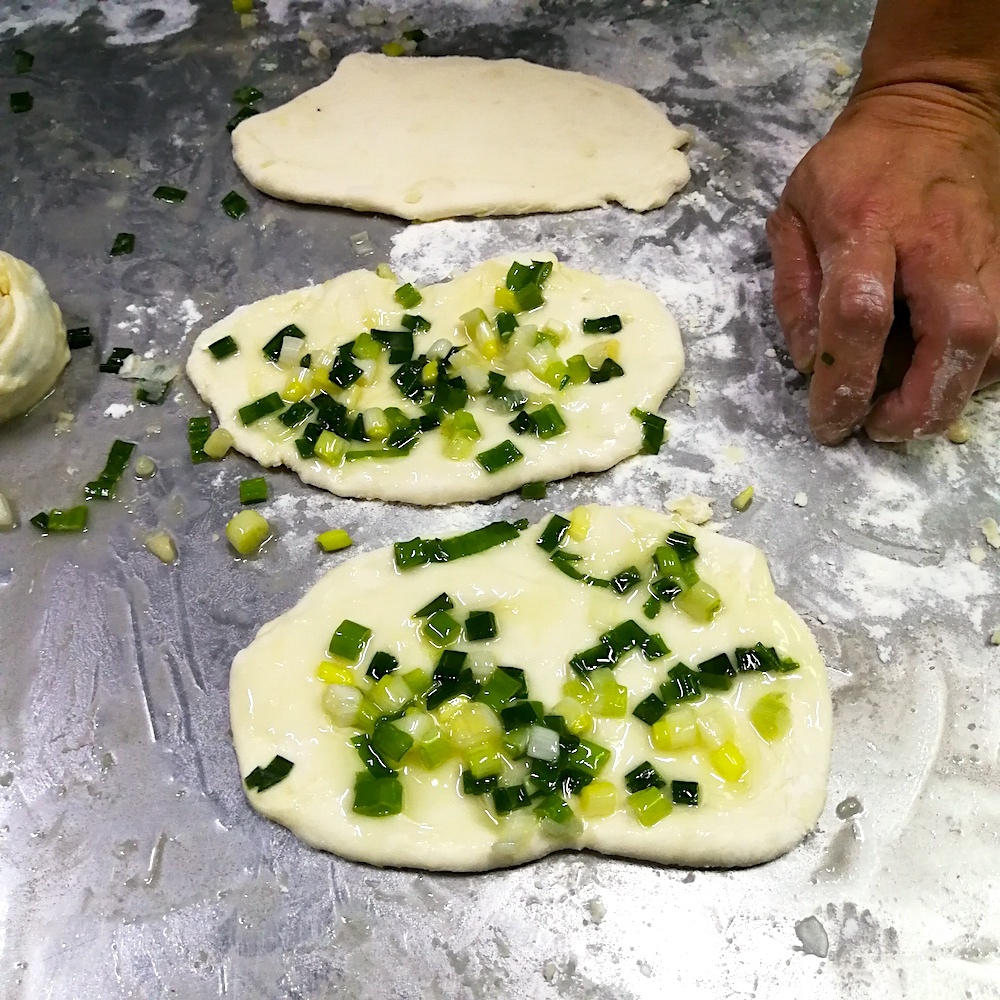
[767,0,1000,445]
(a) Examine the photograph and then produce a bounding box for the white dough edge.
[0,251,69,425]
[186,253,685,505]
[230,505,833,871]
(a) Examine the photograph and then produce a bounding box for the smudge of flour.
[1,0,198,45]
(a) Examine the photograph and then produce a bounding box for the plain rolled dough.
[232,53,691,221]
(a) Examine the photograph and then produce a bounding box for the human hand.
[766,84,1000,444]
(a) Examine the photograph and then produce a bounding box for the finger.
[809,239,896,445]
[865,255,997,441]
[765,205,822,372]
[975,257,1000,390]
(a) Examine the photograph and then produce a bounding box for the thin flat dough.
[231,505,832,871]
[232,53,691,221]
[186,254,684,505]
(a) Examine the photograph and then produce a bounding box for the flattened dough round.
[231,505,832,871]
[186,254,684,505]
[0,251,68,424]
[232,53,691,221]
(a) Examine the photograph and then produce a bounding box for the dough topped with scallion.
[231,505,832,870]
[186,254,683,505]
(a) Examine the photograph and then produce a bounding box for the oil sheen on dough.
[0,251,69,424]
[230,506,832,871]
[186,254,684,505]
[231,53,691,221]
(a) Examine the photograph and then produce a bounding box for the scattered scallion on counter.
[402,27,427,41]
[110,232,135,256]
[10,92,32,114]
[153,185,187,203]
[244,754,293,792]
[85,439,136,499]
[202,427,233,459]
[731,485,755,512]
[226,510,271,555]
[232,85,264,105]
[66,327,92,350]
[221,190,249,219]
[14,49,33,74]
[207,334,238,359]
[99,347,133,373]
[134,455,157,479]
[316,529,353,552]
[239,477,269,505]
[187,416,213,463]
[29,505,89,533]
[144,530,178,565]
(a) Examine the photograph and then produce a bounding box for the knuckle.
[945,297,999,354]
[823,276,893,332]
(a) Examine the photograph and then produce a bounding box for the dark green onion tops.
[66,327,92,350]
[153,185,187,203]
[582,315,622,334]
[221,191,249,219]
[244,754,293,792]
[208,335,239,359]
[10,92,32,114]
[110,233,135,256]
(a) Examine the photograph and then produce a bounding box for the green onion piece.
[371,719,414,765]
[610,566,642,594]
[187,416,212,463]
[371,329,414,364]
[382,41,407,57]
[226,510,270,555]
[476,667,527,713]
[736,642,783,673]
[66,327,92,350]
[393,519,525,570]
[233,85,264,105]
[464,610,498,642]
[537,514,570,552]
[520,480,547,500]
[661,665,701,704]
[244,754,293,792]
[110,233,135,257]
[514,282,544,312]
[316,528,352,552]
[422,609,463,648]
[628,786,671,826]
[99,346,133,373]
[402,27,427,41]
[528,403,566,438]
[671,780,699,807]
[413,592,454,618]
[630,407,667,455]
[352,772,403,817]
[582,315,622,335]
[731,485,755,512]
[698,652,736,679]
[136,380,169,405]
[30,505,89,533]
[394,282,422,308]
[238,392,283,425]
[328,619,373,662]
[632,693,667,726]
[262,323,304,361]
[492,784,531,814]
[674,580,722,622]
[400,313,430,332]
[299,353,312,368]
[486,371,528,413]
[14,50,33,74]
[569,643,615,673]
[666,531,699,562]
[495,311,518,339]
[750,692,792,742]
[329,346,363,388]
[10,92,32,113]
[625,761,666,794]
[462,771,499,796]
[476,440,523,474]
[226,105,259,132]
[500,700,543,731]
[642,594,661,619]
[566,354,591,385]
[295,422,323,458]
[239,477,268,505]
[84,439,136,499]
[153,185,187,203]
[221,190,249,219]
[208,335,238,359]
[352,734,395,778]
[366,651,398,680]
[589,358,625,384]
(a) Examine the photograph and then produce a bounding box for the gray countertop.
[2,2,1000,998]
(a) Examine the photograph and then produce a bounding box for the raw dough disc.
[231,505,832,871]
[232,53,691,221]
[0,251,69,424]
[186,253,684,505]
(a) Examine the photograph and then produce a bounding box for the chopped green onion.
[400,313,430,332]
[628,786,672,826]
[226,510,270,555]
[153,185,187,203]
[589,358,625,384]
[477,667,527,712]
[134,455,157,479]
[371,329,414,364]
[136,379,169,404]
[462,771,498,796]
[238,392,283,425]
[630,407,667,455]
[514,403,565,439]
[109,232,134,256]
[674,580,722,622]
[10,92,32,114]
[329,347,363,388]
[99,346,133,373]
[566,354,591,384]
[221,190,249,219]
[537,514,570,552]
[625,761,666,794]
[661,665,701,704]
[262,323,304,361]
[464,610,498,642]
[394,282,422,308]
[492,784,531,814]
[750,692,793,741]
[732,485,755,512]
[30,505,89,533]
[665,530,699,562]
[202,427,233,460]
[413,593,454,618]
[66,327,92,350]
[14,50,33,74]
[84,439,136,499]
[520,481,547,500]
[476,440,523,474]
[233,85,264,105]
[366,651,398,680]
[280,400,313,428]
[187,416,212,463]
[671,779,699,806]
[402,27,427,41]
[316,528,352,552]
[352,772,403,816]
[371,718,414,765]
[239,477,268,505]
[393,519,526,570]
[485,371,528,413]
[582,315,622,334]
[632,693,667,726]
[208,335,238,359]
[495,311,518,339]
[736,642,782,673]
[422,609,462,647]
[328,619,373,662]
[381,41,407,57]
[226,105,260,132]
[244,754,293,792]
